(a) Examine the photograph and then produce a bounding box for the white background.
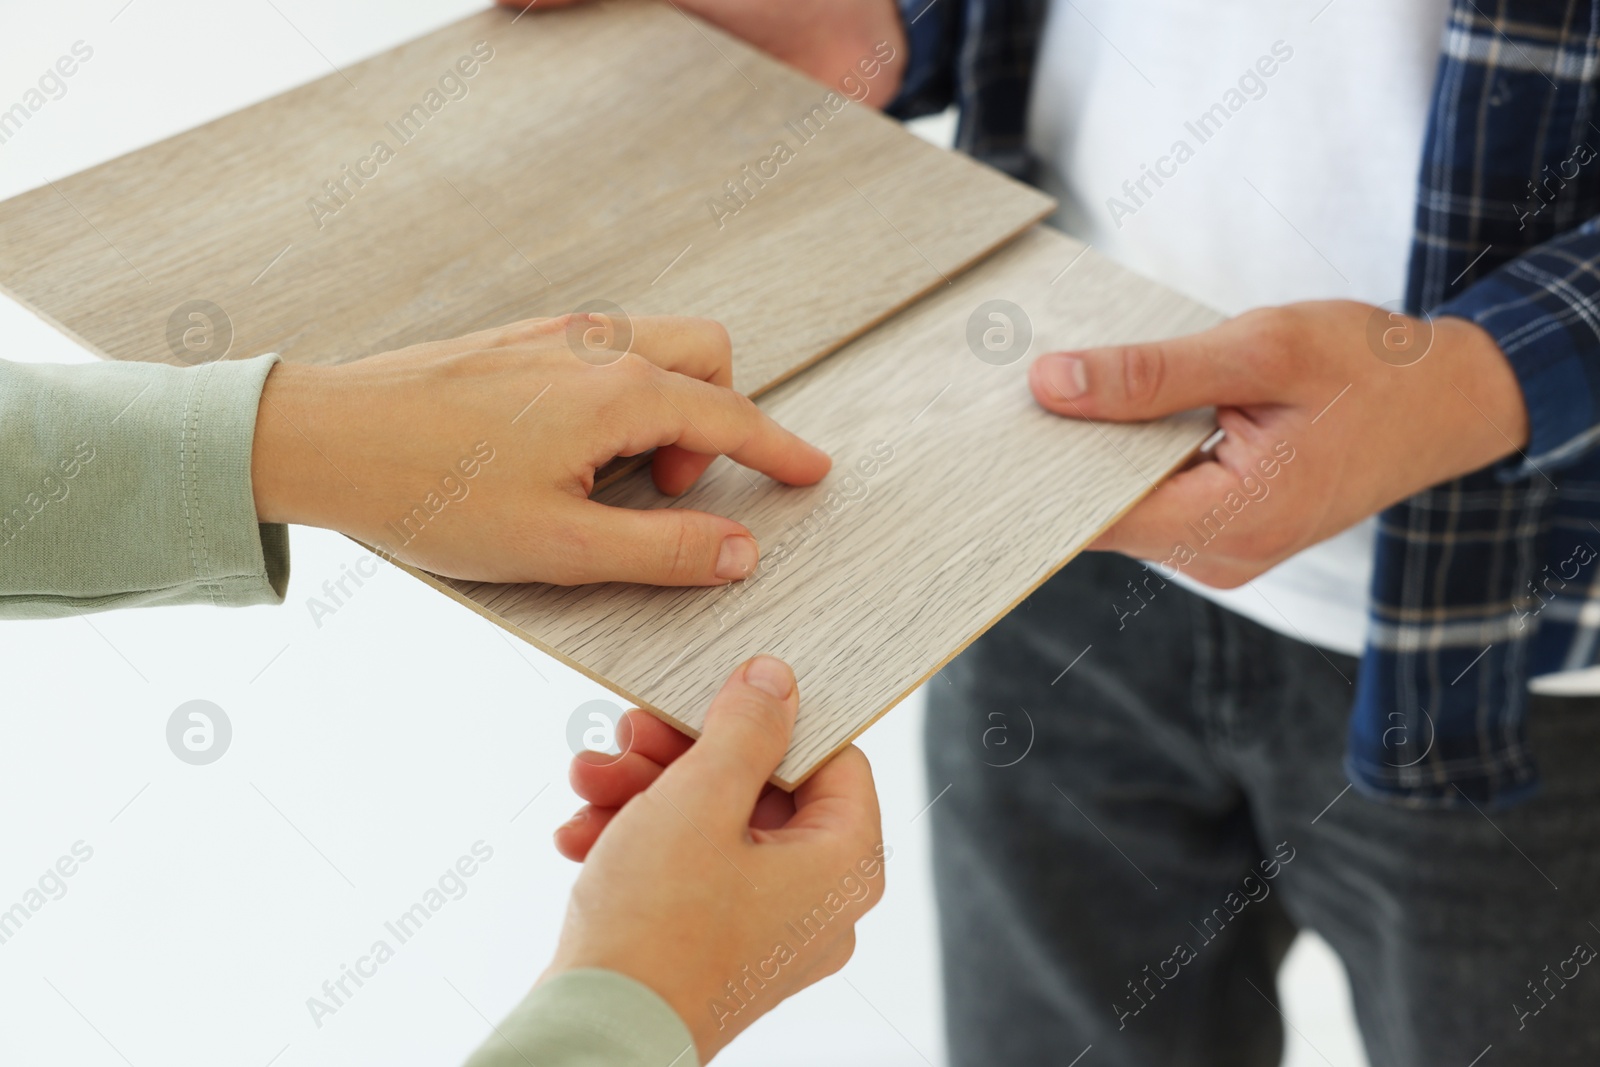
[0,2,1367,1064]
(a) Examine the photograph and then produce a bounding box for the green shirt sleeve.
[0,355,289,617]
[4,358,697,1065]
[463,970,700,1067]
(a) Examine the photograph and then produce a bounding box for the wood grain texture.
[0,0,1051,397]
[0,0,1218,786]
[409,227,1224,786]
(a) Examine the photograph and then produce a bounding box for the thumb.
[1027,319,1277,422]
[656,656,798,831]
[557,500,762,586]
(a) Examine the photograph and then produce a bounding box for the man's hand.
[250,315,831,586]
[496,0,907,107]
[1028,300,1531,588]
[543,656,885,1061]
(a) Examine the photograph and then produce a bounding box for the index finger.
[624,367,833,487]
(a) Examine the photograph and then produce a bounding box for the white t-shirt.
[1027,0,1451,656]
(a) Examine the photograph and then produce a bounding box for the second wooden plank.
[413,226,1223,786]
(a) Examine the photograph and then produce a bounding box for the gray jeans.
[926,552,1600,1066]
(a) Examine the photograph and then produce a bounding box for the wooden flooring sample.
[0,0,1207,786]
[413,227,1224,786]
[0,0,1050,397]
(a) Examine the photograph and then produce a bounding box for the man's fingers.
[1089,412,1303,589]
[656,656,799,831]
[1028,318,1285,422]
[555,499,759,585]
[1090,459,1241,561]
[621,368,832,488]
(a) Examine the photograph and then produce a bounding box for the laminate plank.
[413,226,1224,786]
[0,0,1051,396]
[0,0,1215,786]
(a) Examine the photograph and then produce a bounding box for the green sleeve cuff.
[0,354,289,617]
[462,969,699,1067]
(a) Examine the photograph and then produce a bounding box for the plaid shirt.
[894,0,1600,809]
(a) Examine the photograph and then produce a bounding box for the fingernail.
[745,655,794,699]
[1042,354,1089,400]
[716,535,759,580]
[561,810,588,830]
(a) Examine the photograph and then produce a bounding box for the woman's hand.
[543,656,885,1060]
[250,314,831,585]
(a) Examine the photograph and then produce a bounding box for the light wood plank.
[0,0,1051,396]
[0,0,1219,786]
[410,227,1223,786]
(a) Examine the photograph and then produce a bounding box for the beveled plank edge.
[0,148,1055,399]
[0,199,1055,400]
[592,207,1057,492]
[731,204,1058,402]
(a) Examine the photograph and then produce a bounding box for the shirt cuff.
[462,969,699,1067]
[0,354,288,616]
[886,0,957,121]
[1436,247,1600,480]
